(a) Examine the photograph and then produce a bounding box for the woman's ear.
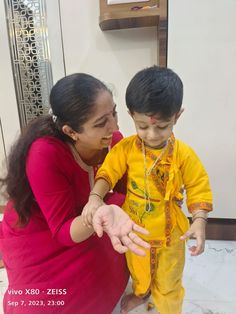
[62,125,78,141]
[175,108,184,123]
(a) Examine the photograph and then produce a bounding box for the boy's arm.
[180,144,213,213]
[179,144,213,255]
[180,211,207,256]
[82,138,130,226]
[96,138,129,189]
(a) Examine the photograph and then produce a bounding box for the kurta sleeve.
[179,142,213,213]
[96,137,130,189]
[26,138,78,246]
[110,131,127,195]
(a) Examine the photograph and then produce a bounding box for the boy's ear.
[175,108,184,123]
[62,125,78,141]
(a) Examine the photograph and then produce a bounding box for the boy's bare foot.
[120,293,146,314]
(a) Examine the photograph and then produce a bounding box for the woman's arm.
[27,138,97,246]
[70,216,95,242]
[82,178,110,226]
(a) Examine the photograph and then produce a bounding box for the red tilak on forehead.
[149,115,157,124]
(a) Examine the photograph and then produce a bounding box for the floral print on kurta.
[96,134,213,246]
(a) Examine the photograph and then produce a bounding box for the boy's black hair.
[126,65,183,119]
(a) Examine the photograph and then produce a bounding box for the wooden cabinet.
[99,0,160,30]
[99,0,168,66]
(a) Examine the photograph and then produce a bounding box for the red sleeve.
[26,138,77,246]
[111,131,124,146]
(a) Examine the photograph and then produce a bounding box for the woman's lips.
[102,135,113,140]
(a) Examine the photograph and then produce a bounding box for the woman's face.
[76,90,118,150]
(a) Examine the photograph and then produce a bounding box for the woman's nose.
[108,116,119,132]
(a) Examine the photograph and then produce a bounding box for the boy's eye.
[158,125,169,130]
[138,126,148,130]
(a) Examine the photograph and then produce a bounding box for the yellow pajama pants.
[126,227,185,314]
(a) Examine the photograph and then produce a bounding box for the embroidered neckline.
[135,133,175,163]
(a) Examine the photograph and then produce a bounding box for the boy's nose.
[147,130,159,141]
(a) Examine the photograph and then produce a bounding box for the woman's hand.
[180,218,207,256]
[93,204,150,256]
[82,195,104,227]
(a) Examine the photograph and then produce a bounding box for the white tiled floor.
[1,240,236,314]
[113,240,236,314]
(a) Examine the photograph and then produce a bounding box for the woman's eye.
[139,126,148,130]
[95,120,107,128]
[112,110,117,117]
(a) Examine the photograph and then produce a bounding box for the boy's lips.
[146,140,167,149]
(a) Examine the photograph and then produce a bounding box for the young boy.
[83,66,213,314]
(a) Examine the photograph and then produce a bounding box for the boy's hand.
[180,218,206,256]
[93,204,150,256]
[82,195,104,227]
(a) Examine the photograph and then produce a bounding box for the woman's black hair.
[0,73,110,225]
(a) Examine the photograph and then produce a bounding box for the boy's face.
[131,109,183,149]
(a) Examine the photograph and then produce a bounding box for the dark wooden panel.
[188,217,236,241]
[206,218,236,240]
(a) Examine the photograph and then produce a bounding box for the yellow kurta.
[96,134,213,313]
[96,134,213,245]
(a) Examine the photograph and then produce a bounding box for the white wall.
[0,1,21,154]
[0,1,21,205]
[1,0,235,218]
[59,0,236,218]
[46,0,65,82]
[168,0,236,218]
[0,118,7,205]
[59,0,157,136]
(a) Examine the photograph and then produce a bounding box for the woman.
[0,73,148,314]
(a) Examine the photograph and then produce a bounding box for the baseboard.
[188,217,236,241]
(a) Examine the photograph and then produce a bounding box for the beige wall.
[59,0,236,218]
[0,2,20,153]
[59,0,158,136]
[0,1,20,206]
[0,118,7,205]
[1,0,235,218]
[168,0,236,218]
